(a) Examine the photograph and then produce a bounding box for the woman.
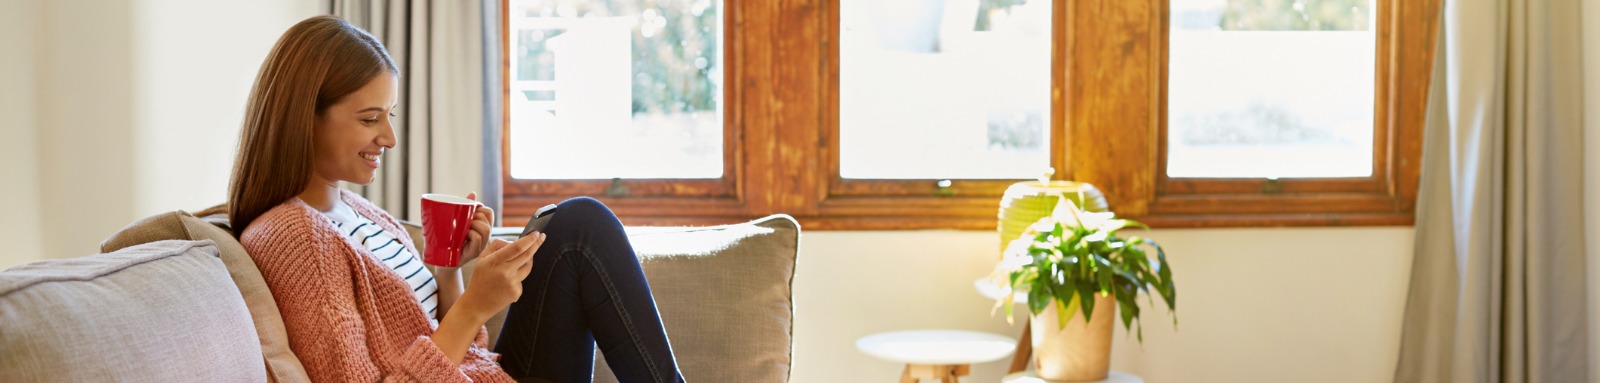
[229,16,684,382]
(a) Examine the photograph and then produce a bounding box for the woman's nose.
[377,118,398,148]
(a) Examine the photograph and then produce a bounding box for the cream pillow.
[592,215,800,383]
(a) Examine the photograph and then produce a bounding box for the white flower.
[1002,236,1035,258]
[1049,195,1115,230]
[991,238,1035,275]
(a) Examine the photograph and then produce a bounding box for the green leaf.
[1076,283,1097,320]
[1117,286,1138,332]
[1152,241,1177,311]
[1094,254,1114,293]
[1060,292,1081,329]
[1028,283,1051,314]
[1055,294,1073,330]
[1002,292,1015,322]
[1136,316,1145,343]
[1052,282,1076,328]
[1114,268,1141,288]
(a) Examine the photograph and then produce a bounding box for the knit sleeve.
[245,216,395,382]
[246,212,507,383]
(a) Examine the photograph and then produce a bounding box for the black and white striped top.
[323,201,439,326]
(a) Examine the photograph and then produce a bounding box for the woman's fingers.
[514,232,544,264]
[466,192,495,218]
[495,231,542,263]
[513,234,542,276]
[516,253,534,277]
[471,220,491,236]
[484,239,511,258]
[504,233,542,273]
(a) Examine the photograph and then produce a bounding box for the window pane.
[839,0,1052,180]
[1167,0,1375,178]
[508,0,723,180]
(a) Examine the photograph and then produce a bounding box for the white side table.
[856,330,1017,383]
[1002,370,1144,383]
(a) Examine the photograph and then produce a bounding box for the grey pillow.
[0,240,266,382]
[592,215,800,383]
[101,210,307,383]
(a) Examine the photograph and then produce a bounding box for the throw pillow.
[101,211,308,383]
[591,215,800,383]
[0,240,264,382]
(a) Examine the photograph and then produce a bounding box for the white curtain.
[1393,0,1593,381]
[331,0,501,223]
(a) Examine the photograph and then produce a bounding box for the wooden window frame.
[498,0,760,227]
[499,0,1440,230]
[1072,0,1439,227]
[805,0,1070,230]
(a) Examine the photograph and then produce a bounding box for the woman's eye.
[361,119,379,125]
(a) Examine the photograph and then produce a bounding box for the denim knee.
[554,197,637,262]
[556,197,617,225]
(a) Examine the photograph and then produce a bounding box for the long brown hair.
[228,16,397,236]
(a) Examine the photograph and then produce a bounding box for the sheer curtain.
[1393,0,1592,381]
[330,0,503,223]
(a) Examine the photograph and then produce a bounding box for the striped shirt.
[322,201,439,326]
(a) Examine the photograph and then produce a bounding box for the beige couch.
[0,210,800,383]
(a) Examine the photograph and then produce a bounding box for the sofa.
[0,209,800,383]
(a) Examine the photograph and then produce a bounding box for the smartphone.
[520,203,558,237]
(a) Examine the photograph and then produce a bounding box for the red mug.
[420,194,480,267]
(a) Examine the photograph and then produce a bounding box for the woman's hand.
[453,192,495,268]
[456,232,545,323]
[431,232,541,367]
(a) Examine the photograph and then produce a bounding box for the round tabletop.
[1002,371,1143,383]
[855,329,1017,365]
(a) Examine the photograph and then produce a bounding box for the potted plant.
[990,196,1177,381]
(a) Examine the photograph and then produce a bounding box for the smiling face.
[311,71,399,186]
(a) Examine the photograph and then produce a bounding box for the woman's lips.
[360,152,381,168]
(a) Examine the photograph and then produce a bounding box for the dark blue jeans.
[493,197,684,383]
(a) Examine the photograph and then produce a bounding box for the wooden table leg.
[1008,320,1032,373]
[943,364,970,383]
[903,364,972,383]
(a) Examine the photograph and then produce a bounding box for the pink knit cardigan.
[241,190,514,382]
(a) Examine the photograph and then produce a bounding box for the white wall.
[0,0,44,263]
[131,0,327,218]
[0,0,323,269]
[34,0,139,266]
[794,227,1413,383]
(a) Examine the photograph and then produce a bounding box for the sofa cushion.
[101,211,308,383]
[592,215,800,383]
[0,240,265,382]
